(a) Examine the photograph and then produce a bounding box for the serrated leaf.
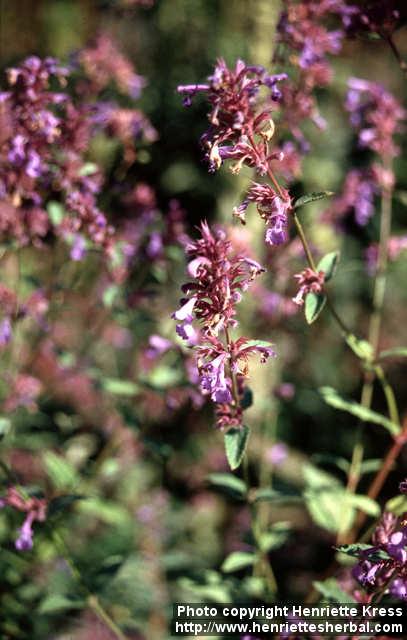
[207,473,247,499]
[313,578,356,603]
[294,191,334,209]
[224,425,250,470]
[378,347,407,360]
[319,386,401,436]
[305,292,326,324]
[317,251,339,282]
[102,378,139,396]
[221,551,255,573]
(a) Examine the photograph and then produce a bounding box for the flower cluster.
[365,235,407,276]
[78,33,146,99]
[322,168,379,228]
[233,182,292,246]
[341,0,402,39]
[173,222,275,427]
[275,0,352,154]
[0,54,114,253]
[177,58,286,173]
[346,78,405,160]
[0,487,46,551]
[277,0,345,81]
[292,267,325,306]
[352,506,407,600]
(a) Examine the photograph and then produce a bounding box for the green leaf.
[103,284,120,308]
[385,494,407,516]
[47,494,85,518]
[243,339,275,350]
[0,417,11,440]
[240,387,253,410]
[378,347,407,360]
[294,191,335,209]
[313,578,356,604]
[78,162,98,176]
[303,464,354,534]
[224,425,250,470]
[47,201,65,225]
[346,334,374,362]
[319,386,401,436]
[43,452,80,490]
[102,378,139,396]
[317,251,339,282]
[258,522,291,552]
[336,543,390,563]
[335,543,373,558]
[358,459,383,474]
[38,594,85,614]
[311,453,350,473]
[207,473,247,500]
[347,494,380,517]
[143,365,182,390]
[221,551,255,573]
[305,292,326,324]
[303,463,341,489]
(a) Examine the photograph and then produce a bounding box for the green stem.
[224,326,240,407]
[52,530,128,640]
[346,159,394,493]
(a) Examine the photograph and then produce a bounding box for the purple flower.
[390,578,407,600]
[399,479,407,494]
[146,334,173,359]
[266,443,288,466]
[146,231,163,259]
[15,513,34,551]
[0,317,12,346]
[199,353,232,403]
[346,78,405,159]
[70,235,87,261]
